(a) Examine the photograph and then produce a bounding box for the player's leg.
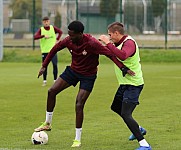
[120,85,151,150]
[46,77,70,112]
[121,102,144,141]
[35,66,78,132]
[34,77,70,132]
[51,54,58,81]
[42,53,48,86]
[71,89,90,148]
[111,85,142,138]
[121,102,151,150]
[75,89,91,128]
[71,74,97,147]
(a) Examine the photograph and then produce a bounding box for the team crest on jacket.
[82,50,87,55]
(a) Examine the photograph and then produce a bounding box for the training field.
[0,62,181,150]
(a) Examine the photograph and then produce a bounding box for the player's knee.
[111,104,118,112]
[48,87,57,96]
[120,112,131,120]
[111,103,122,116]
[75,100,85,112]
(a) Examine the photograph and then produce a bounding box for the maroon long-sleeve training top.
[42,34,125,76]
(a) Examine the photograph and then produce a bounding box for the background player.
[34,16,62,86]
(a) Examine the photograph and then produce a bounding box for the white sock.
[45,111,53,124]
[139,139,149,147]
[75,128,82,141]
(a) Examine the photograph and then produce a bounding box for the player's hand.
[121,66,135,77]
[44,35,50,39]
[38,67,46,78]
[127,70,135,76]
[98,35,110,45]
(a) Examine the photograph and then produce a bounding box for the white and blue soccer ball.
[31,131,48,145]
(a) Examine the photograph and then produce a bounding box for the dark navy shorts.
[114,84,144,104]
[60,66,97,92]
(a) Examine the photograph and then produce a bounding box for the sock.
[45,111,53,124]
[139,139,149,147]
[75,128,82,141]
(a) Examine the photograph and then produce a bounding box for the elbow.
[117,54,127,61]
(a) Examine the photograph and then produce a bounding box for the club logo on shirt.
[82,50,87,55]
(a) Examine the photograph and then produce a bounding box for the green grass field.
[0,61,181,150]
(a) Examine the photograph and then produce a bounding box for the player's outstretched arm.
[98,35,135,76]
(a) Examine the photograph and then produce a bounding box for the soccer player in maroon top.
[34,21,134,147]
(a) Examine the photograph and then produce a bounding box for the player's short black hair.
[68,21,84,33]
[42,16,49,21]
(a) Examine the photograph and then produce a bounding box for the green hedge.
[1,48,181,63]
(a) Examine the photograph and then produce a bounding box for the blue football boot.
[135,145,152,150]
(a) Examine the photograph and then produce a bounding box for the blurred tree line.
[100,0,166,33]
[9,0,61,30]
[9,0,165,33]
[9,0,42,29]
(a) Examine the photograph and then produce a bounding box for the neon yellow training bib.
[114,35,144,86]
[40,25,56,53]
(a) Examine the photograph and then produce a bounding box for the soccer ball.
[31,131,48,145]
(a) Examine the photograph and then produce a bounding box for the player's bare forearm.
[127,70,135,76]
